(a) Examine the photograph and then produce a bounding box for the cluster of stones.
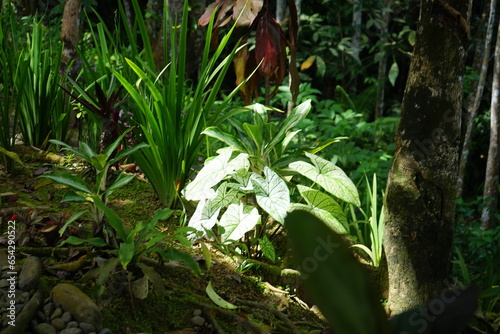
[0,255,113,334]
[0,256,40,332]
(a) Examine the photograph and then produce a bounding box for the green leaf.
[219,203,260,243]
[206,281,238,309]
[285,210,389,334]
[91,154,108,172]
[91,195,128,241]
[95,257,119,286]
[61,191,89,203]
[388,61,399,86]
[105,173,135,200]
[250,167,290,224]
[243,123,263,154]
[268,99,311,150]
[289,152,360,207]
[0,147,24,166]
[295,185,348,233]
[201,242,212,271]
[202,127,246,153]
[184,147,249,201]
[259,235,276,262]
[119,241,135,269]
[154,248,201,275]
[40,173,91,194]
[60,236,108,247]
[58,209,87,236]
[138,263,166,298]
[109,142,149,165]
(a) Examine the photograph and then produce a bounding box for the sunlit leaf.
[251,167,290,224]
[219,203,260,242]
[388,61,399,86]
[301,55,316,70]
[206,281,238,309]
[289,152,360,207]
[233,0,263,26]
[39,173,91,194]
[184,147,249,201]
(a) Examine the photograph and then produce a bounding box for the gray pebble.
[62,311,72,322]
[79,322,96,334]
[0,279,9,288]
[44,302,54,317]
[60,328,83,334]
[66,321,79,328]
[51,317,66,330]
[33,323,57,334]
[98,328,113,334]
[191,315,205,326]
[37,310,46,321]
[50,307,62,320]
[193,309,202,316]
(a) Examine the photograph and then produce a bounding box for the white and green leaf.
[289,152,360,207]
[250,167,290,224]
[219,203,260,243]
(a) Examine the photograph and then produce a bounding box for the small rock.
[33,323,57,334]
[37,310,46,321]
[51,307,63,320]
[51,283,102,330]
[60,328,83,334]
[62,311,72,322]
[192,309,202,316]
[67,321,79,328]
[51,317,67,330]
[19,256,41,291]
[79,322,96,334]
[131,276,149,300]
[44,302,54,317]
[0,279,9,288]
[191,315,205,326]
[98,329,113,334]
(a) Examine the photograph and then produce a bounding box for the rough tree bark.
[60,0,81,73]
[481,20,500,230]
[457,0,496,198]
[383,0,471,315]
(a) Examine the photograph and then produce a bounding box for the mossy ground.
[0,160,327,333]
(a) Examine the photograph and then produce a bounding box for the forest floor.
[0,156,328,334]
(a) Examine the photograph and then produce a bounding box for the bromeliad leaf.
[40,173,92,194]
[219,203,260,242]
[289,152,360,207]
[184,147,249,201]
[250,167,289,224]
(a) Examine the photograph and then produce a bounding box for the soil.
[0,155,328,334]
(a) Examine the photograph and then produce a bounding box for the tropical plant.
[112,0,251,208]
[288,151,361,235]
[285,210,480,334]
[0,10,22,172]
[39,128,147,241]
[202,100,314,174]
[65,202,201,300]
[15,17,71,149]
[349,173,385,267]
[183,146,283,261]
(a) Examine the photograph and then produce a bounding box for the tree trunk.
[457,0,496,198]
[383,0,471,315]
[481,20,500,230]
[60,0,81,73]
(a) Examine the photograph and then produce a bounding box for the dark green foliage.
[285,210,480,334]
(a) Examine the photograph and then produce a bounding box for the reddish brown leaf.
[198,2,221,27]
[232,0,263,27]
[255,12,282,77]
